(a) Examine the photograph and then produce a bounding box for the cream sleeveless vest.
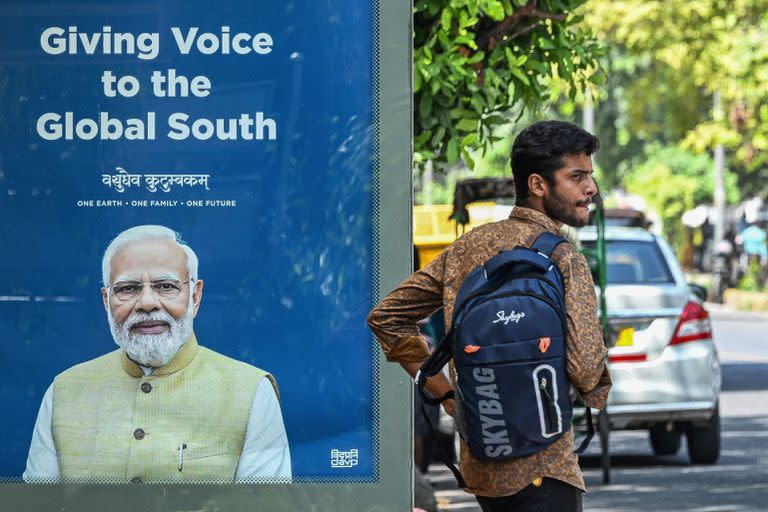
[51,334,275,483]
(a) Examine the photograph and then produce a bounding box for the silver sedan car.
[579,226,722,464]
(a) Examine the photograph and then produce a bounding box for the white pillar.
[713,92,726,246]
[582,90,595,134]
[422,159,433,206]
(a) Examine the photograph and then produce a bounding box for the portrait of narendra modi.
[23,225,291,483]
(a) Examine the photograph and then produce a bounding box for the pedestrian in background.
[739,220,768,285]
[739,221,767,262]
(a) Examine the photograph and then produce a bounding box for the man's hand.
[401,360,455,414]
[442,398,456,418]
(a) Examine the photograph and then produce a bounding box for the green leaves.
[414,0,603,169]
[441,8,453,31]
[467,50,485,64]
[509,65,530,85]
[456,118,479,131]
[483,1,506,20]
[414,67,423,93]
[419,92,433,119]
[446,137,460,163]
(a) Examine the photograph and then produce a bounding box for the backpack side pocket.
[532,364,563,438]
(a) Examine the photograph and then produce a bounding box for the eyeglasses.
[107,279,194,302]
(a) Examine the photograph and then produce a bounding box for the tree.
[413,0,605,170]
[584,0,768,195]
[624,145,740,253]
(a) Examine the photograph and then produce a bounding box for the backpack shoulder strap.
[531,231,568,257]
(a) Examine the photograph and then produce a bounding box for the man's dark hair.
[510,121,599,203]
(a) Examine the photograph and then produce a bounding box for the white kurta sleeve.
[23,384,60,482]
[235,376,292,482]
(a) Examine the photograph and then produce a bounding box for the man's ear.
[101,288,109,313]
[191,279,204,317]
[527,172,549,198]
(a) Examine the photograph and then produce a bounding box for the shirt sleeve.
[235,376,292,482]
[366,249,447,363]
[557,246,612,409]
[23,384,61,483]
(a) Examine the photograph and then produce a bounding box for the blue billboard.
[0,0,379,482]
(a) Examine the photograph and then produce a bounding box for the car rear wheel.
[649,424,681,455]
[687,405,721,464]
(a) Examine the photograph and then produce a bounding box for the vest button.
[134,428,145,440]
[141,382,152,393]
[130,476,143,484]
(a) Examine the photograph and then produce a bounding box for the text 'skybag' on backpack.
[417,232,592,471]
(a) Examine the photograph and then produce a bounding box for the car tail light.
[608,353,648,363]
[670,301,712,345]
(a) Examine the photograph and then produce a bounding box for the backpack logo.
[473,368,513,458]
[539,337,551,353]
[493,310,526,325]
[464,345,481,354]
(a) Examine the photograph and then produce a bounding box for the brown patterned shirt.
[367,206,611,497]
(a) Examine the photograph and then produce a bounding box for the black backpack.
[416,232,593,486]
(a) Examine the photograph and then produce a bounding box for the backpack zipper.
[539,376,558,431]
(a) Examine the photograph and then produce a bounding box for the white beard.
[109,301,194,368]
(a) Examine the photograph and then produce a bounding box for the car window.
[582,240,675,284]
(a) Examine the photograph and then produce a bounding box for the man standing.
[24,225,291,483]
[368,121,610,511]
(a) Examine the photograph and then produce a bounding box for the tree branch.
[476,0,567,52]
[506,23,539,44]
[529,8,568,22]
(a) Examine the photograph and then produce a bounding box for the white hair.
[102,225,199,286]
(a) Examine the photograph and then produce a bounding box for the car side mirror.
[688,283,707,303]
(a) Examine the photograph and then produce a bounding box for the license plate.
[615,327,635,347]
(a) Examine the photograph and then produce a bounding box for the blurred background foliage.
[624,145,739,252]
[586,0,768,196]
[414,0,768,253]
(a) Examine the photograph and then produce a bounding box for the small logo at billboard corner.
[493,310,526,325]
[464,344,481,354]
[330,448,359,468]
